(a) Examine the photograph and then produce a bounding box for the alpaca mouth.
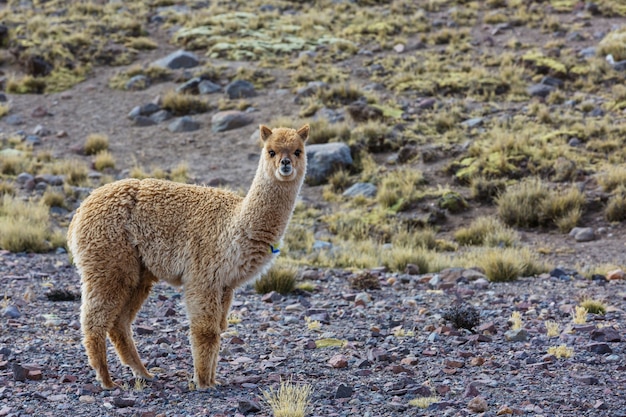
[279,166,293,176]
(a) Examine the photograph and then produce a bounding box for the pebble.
[79,395,96,404]
[342,182,377,198]
[3,305,20,318]
[587,342,612,354]
[237,398,262,413]
[527,83,554,98]
[504,329,528,342]
[261,291,282,303]
[335,384,353,399]
[329,354,348,368]
[569,227,596,242]
[590,327,621,342]
[467,396,488,412]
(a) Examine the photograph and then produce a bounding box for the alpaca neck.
[238,162,302,245]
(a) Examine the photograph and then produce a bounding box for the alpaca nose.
[281,158,291,166]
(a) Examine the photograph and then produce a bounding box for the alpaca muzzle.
[279,157,293,176]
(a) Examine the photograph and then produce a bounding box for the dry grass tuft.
[0,195,54,252]
[93,151,115,171]
[254,266,297,295]
[84,133,110,156]
[161,91,210,116]
[262,378,313,417]
[579,298,607,315]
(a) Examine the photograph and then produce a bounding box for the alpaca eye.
[269,150,276,157]
[295,149,301,157]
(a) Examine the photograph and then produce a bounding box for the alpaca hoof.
[99,379,117,390]
[133,371,156,382]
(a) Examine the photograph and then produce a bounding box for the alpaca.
[67,124,309,389]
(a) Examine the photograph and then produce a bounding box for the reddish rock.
[468,396,488,412]
[329,354,348,369]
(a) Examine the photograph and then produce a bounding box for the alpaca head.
[259,124,309,182]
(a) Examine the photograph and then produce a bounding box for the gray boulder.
[168,116,200,133]
[211,111,254,133]
[225,80,256,99]
[153,50,200,69]
[306,143,353,185]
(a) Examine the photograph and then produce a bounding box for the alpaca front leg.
[186,294,223,388]
[189,321,221,388]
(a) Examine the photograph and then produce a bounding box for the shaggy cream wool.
[67,124,309,389]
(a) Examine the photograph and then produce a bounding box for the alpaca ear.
[260,125,273,142]
[297,124,310,142]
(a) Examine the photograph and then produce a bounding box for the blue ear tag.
[270,244,280,254]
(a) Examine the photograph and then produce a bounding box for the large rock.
[305,143,353,186]
[153,50,200,69]
[225,80,256,99]
[168,116,199,132]
[211,110,254,133]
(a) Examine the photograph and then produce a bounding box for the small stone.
[79,395,96,404]
[12,363,27,381]
[129,103,160,119]
[135,325,154,335]
[354,292,371,307]
[574,375,599,385]
[33,125,51,136]
[504,329,528,342]
[238,398,262,413]
[527,83,554,98]
[176,77,202,94]
[168,116,200,133]
[400,356,418,366]
[153,50,200,69]
[335,384,353,399]
[133,116,157,127]
[113,397,136,408]
[496,405,514,415]
[405,264,420,275]
[416,98,437,110]
[461,117,484,128]
[342,182,377,198]
[262,291,282,303]
[3,305,20,319]
[31,106,50,118]
[211,110,254,133]
[329,354,348,369]
[463,383,480,398]
[467,396,488,412]
[393,43,405,53]
[444,359,464,368]
[5,115,24,125]
[587,342,612,354]
[149,110,173,124]
[27,370,43,380]
[607,269,625,280]
[590,327,621,343]
[570,227,595,242]
[125,75,150,91]
[198,80,222,94]
[225,80,256,99]
[60,374,78,383]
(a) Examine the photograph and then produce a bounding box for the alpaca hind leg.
[81,281,130,389]
[186,292,222,388]
[108,269,157,380]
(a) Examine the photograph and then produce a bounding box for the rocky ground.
[1,0,626,416]
[1,252,626,417]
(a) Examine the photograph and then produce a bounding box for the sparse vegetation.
[84,134,110,156]
[580,298,607,315]
[547,345,574,359]
[0,195,57,253]
[262,379,312,417]
[442,304,480,331]
[254,266,297,295]
[161,91,210,116]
